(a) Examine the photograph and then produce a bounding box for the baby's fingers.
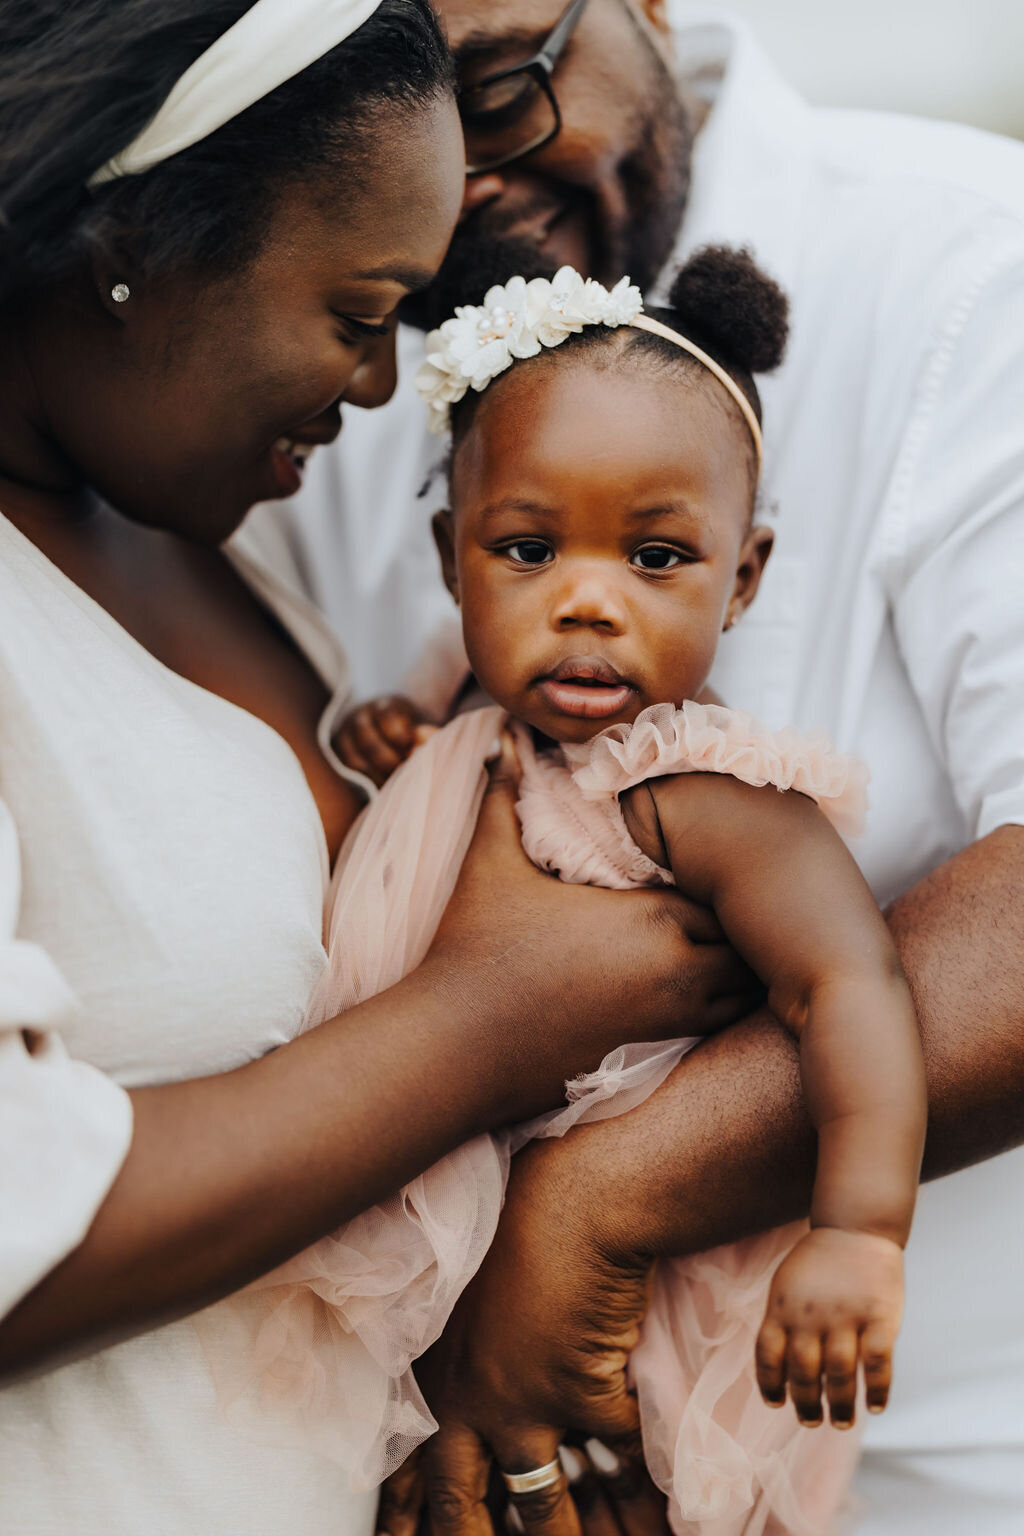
[823,1328,859,1429]
[785,1332,823,1427]
[861,1322,894,1415]
[755,1318,788,1408]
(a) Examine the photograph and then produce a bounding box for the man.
[252,3,1024,1530]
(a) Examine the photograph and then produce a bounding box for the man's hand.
[335,695,437,786]
[376,1135,667,1536]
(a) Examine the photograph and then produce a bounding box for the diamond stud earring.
[111,283,131,304]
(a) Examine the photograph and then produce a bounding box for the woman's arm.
[0,754,752,1380]
[626,773,927,1422]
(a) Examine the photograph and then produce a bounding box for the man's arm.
[585,824,1024,1264]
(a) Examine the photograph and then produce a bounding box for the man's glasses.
[458,0,591,176]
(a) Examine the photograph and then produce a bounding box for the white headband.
[89,0,385,187]
[416,267,764,473]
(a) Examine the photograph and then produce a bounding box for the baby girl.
[204,249,926,1536]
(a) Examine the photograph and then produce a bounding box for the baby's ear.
[432,510,459,605]
[725,524,773,630]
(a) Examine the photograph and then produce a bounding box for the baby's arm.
[622,774,927,1429]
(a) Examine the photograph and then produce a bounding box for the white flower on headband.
[416,266,644,435]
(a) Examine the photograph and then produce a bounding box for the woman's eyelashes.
[332,312,391,344]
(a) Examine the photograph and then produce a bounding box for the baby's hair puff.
[447,245,789,502]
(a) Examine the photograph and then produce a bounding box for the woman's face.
[438,358,772,744]
[41,95,464,542]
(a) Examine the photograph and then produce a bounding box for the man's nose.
[342,328,398,410]
[551,567,627,633]
[460,171,506,222]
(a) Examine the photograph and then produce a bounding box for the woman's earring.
[111,283,131,304]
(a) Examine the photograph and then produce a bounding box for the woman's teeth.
[275,437,316,467]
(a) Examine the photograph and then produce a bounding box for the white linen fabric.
[0,510,375,1535]
[90,0,384,185]
[248,8,1024,1531]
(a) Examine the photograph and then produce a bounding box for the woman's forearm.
[570,827,1024,1265]
[0,965,510,1378]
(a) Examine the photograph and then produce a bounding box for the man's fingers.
[785,1330,824,1426]
[823,1328,859,1428]
[491,1430,582,1536]
[583,1439,670,1536]
[377,1449,425,1536]
[755,1317,788,1406]
[425,1423,496,1536]
[557,1446,620,1536]
[861,1321,894,1415]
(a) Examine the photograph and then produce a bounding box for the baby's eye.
[632,545,685,571]
[506,540,553,566]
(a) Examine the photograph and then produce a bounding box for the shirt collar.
[653,5,815,302]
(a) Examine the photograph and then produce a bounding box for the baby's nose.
[551,569,627,633]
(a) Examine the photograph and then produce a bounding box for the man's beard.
[402,45,693,334]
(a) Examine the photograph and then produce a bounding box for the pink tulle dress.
[196,701,870,1536]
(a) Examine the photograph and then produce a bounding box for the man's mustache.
[400,229,559,334]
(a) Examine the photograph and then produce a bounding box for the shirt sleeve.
[0,798,133,1321]
[890,230,1024,843]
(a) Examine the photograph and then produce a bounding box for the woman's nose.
[343,328,398,410]
[550,569,627,634]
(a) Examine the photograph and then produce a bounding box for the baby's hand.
[335,695,437,787]
[755,1226,905,1429]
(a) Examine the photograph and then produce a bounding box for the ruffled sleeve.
[568,701,869,838]
[0,800,133,1320]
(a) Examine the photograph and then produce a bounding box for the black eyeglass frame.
[459,0,592,176]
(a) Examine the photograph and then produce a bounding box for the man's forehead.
[436,0,566,61]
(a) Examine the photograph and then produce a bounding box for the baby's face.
[439,361,771,745]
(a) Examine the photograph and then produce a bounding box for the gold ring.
[502,1458,563,1496]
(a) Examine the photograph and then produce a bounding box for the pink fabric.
[198,702,864,1532]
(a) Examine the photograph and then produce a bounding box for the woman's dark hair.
[0,0,453,304]
[448,246,789,496]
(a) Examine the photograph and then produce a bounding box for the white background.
[714,0,1024,138]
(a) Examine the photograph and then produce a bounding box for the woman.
[0,2,743,1530]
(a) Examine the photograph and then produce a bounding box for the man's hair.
[0,0,452,304]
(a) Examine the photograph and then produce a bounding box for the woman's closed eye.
[332,312,392,345]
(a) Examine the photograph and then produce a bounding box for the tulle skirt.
[196,706,860,1533]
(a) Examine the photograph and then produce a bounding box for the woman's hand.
[376,1133,667,1536]
[422,736,761,1124]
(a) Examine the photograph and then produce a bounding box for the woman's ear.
[724,524,773,630]
[432,510,460,605]
[90,248,137,321]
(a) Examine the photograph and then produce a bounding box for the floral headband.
[414,265,763,473]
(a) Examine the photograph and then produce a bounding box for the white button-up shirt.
[249,9,1024,1530]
